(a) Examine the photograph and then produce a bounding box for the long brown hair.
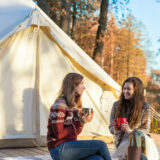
[115,77,144,129]
[57,72,83,109]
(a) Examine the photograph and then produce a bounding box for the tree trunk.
[93,0,109,66]
[60,0,71,34]
[71,0,77,39]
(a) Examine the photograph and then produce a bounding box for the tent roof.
[0,0,121,96]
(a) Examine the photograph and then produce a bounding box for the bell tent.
[0,0,121,148]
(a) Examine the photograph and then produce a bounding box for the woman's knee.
[93,140,108,150]
[129,130,144,147]
[129,130,144,140]
[100,140,108,149]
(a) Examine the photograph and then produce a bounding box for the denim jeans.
[50,140,111,160]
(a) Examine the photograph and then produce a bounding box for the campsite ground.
[0,134,159,160]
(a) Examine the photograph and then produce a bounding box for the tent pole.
[34,11,40,144]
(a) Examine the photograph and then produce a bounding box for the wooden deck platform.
[0,136,114,160]
[0,144,114,160]
[0,135,159,160]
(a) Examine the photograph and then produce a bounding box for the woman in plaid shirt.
[109,77,159,160]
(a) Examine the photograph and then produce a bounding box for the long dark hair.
[57,72,83,109]
[115,77,144,129]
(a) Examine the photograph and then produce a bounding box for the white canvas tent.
[0,0,121,148]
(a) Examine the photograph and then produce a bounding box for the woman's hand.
[112,120,121,134]
[79,112,93,124]
[121,122,132,133]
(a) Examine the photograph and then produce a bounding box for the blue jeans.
[50,140,111,160]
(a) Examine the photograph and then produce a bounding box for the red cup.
[116,118,127,128]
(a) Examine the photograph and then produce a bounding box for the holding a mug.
[109,77,159,160]
[79,108,93,124]
[112,118,128,133]
[116,117,127,128]
[47,73,111,160]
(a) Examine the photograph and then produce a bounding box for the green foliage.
[151,119,160,134]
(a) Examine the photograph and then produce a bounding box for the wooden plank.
[12,148,38,156]
[22,148,39,156]
[26,147,48,155]
[38,147,49,153]
[0,151,9,158]
[5,149,22,157]
[7,148,32,157]
[0,149,19,157]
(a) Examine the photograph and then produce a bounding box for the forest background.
[34,0,160,133]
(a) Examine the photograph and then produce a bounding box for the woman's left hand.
[121,122,132,133]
